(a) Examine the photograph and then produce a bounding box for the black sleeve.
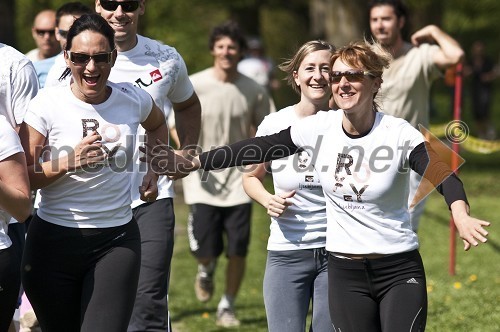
[409,141,468,208]
[198,127,299,171]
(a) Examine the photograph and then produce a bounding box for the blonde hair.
[279,40,336,95]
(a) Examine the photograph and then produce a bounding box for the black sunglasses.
[100,1,140,12]
[35,29,55,37]
[58,29,68,39]
[331,70,376,83]
[66,50,115,66]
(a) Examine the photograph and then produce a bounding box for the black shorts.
[187,203,252,258]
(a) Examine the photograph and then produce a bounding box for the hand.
[451,201,490,251]
[67,132,106,171]
[168,149,199,180]
[266,190,295,218]
[139,139,198,178]
[139,170,159,203]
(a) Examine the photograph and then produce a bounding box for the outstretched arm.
[411,25,464,69]
[140,127,299,177]
[409,142,490,250]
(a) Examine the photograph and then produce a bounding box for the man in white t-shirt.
[368,0,464,231]
[95,1,201,331]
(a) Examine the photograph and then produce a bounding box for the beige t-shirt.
[379,43,441,128]
[182,68,275,206]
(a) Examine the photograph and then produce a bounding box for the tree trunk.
[310,0,369,47]
[0,0,16,47]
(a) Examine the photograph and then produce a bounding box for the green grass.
[168,152,500,331]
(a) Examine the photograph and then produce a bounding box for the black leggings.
[0,246,21,332]
[328,250,427,332]
[22,214,141,332]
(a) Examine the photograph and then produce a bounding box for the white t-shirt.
[44,53,67,87]
[290,111,423,255]
[0,115,25,249]
[256,106,327,250]
[379,43,441,128]
[24,82,152,228]
[109,35,195,208]
[182,68,274,206]
[44,36,195,208]
[0,43,39,127]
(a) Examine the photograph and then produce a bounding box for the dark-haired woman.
[19,13,168,331]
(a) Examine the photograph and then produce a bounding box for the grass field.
[168,86,500,331]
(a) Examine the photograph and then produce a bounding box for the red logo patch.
[150,69,162,82]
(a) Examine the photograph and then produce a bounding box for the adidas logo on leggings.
[406,278,419,284]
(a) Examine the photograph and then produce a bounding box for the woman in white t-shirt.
[0,115,31,331]
[242,40,335,332]
[144,40,491,331]
[19,14,168,331]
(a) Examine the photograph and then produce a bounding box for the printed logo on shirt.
[334,152,369,202]
[150,69,162,82]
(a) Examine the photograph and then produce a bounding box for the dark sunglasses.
[100,0,140,12]
[331,70,376,83]
[35,29,55,37]
[66,50,115,66]
[58,29,68,39]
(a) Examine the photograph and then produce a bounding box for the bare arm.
[19,123,105,189]
[242,164,295,218]
[172,92,201,148]
[0,152,31,222]
[411,25,465,69]
[139,103,169,200]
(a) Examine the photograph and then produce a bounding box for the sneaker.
[216,308,240,328]
[194,271,214,302]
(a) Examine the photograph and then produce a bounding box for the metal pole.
[449,62,463,275]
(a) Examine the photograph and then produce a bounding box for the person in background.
[238,36,280,92]
[368,0,465,232]
[44,2,94,88]
[465,40,498,140]
[0,42,38,332]
[19,13,168,331]
[242,40,335,332]
[179,20,274,327]
[25,9,61,87]
[95,1,202,331]
[144,40,490,332]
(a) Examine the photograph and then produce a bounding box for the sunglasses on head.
[35,29,55,37]
[100,0,140,12]
[66,50,115,66]
[331,70,376,83]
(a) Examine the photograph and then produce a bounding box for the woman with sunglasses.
[19,13,168,331]
[242,40,335,332]
[144,40,490,331]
